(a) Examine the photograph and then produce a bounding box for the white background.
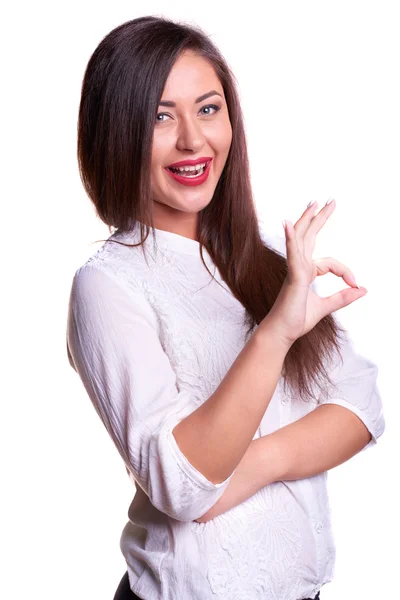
[2,1,398,598]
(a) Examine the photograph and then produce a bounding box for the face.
[150,50,232,240]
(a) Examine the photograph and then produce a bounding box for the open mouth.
[166,160,210,178]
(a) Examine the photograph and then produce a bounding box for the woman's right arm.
[173,198,368,491]
[172,326,290,485]
[67,200,363,524]
[67,264,288,523]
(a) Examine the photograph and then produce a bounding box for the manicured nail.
[325,197,335,206]
[349,274,359,288]
[307,200,316,208]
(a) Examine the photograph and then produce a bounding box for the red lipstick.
[164,158,213,187]
[167,157,212,168]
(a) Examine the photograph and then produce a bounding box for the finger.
[313,257,358,288]
[321,286,368,316]
[283,220,309,284]
[303,199,336,253]
[294,201,319,238]
[283,219,302,259]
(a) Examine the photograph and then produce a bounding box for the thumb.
[321,286,368,315]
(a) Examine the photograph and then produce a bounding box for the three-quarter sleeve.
[66,264,236,521]
[318,332,385,451]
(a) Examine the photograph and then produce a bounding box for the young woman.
[67,15,385,600]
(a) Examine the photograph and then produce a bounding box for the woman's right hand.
[261,198,368,348]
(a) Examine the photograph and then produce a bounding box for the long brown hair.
[77,15,347,403]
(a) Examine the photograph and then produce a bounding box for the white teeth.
[172,165,206,178]
[169,161,207,172]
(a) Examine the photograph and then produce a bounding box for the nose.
[175,116,206,153]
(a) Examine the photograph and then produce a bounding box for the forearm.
[195,403,371,522]
[172,324,290,485]
[276,403,372,479]
[194,434,284,522]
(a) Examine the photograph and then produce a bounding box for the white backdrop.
[2,1,398,598]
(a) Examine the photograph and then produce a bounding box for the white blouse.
[66,223,385,600]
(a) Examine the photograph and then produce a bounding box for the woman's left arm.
[195,404,372,522]
[265,403,372,481]
[195,335,385,523]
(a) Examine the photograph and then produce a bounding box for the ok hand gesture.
[264,199,368,348]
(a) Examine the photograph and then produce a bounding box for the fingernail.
[325,197,335,206]
[350,274,359,288]
[307,200,316,208]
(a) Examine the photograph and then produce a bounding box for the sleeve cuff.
[166,420,236,490]
[321,397,380,452]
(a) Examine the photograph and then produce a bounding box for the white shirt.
[66,223,385,600]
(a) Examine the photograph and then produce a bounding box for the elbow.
[148,489,217,522]
[145,429,229,523]
[147,472,222,522]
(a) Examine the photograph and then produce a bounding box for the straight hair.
[77,15,348,403]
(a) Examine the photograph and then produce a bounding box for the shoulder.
[71,259,147,306]
[71,231,151,298]
[69,260,160,338]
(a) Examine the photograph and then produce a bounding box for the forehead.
[161,51,223,100]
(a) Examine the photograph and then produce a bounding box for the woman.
[67,15,385,600]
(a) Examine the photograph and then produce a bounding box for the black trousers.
[113,570,321,600]
[113,572,142,599]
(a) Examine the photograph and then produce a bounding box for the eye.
[199,104,220,116]
[155,103,221,123]
[155,112,171,123]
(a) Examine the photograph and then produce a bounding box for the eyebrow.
[158,90,223,107]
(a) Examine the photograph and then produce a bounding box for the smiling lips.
[167,156,212,167]
[165,158,213,187]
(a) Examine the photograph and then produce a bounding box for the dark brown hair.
[77,15,347,403]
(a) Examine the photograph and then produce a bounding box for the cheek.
[211,118,232,154]
[151,133,170,167]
